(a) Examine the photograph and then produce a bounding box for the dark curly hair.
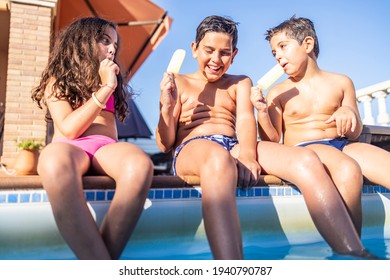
[31,17,131,122]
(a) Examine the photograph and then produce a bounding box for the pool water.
[121,238,390,260]
[2,237,388,260]
[1,185,389,260]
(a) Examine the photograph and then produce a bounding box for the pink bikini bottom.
[53,135,117,160]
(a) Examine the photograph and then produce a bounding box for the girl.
[32,17,153,260]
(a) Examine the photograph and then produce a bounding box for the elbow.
[157,142,171,153]
[155,136,173,153]
[58,129,81,140]
[272,132,282,143]
[259,131,281,143]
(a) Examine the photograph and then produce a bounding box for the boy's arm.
[235,77,262,187]
[253,86,283,142]
[326,75,363,140]
[155,73,181,152]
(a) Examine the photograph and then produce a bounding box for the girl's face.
[192,31,238,82]
[97,26,118,61]
[270,32,309,78]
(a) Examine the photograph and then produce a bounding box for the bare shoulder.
[223,73,252,85]
[266,78,292,99]
[322,70,354,87]
[44,77,58,100]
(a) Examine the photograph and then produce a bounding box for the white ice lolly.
[166,49,186,73]
[256,64,284,90]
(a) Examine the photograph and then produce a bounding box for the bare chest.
[180,89,236,117]
[281,88,342,121]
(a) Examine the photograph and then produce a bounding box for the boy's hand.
[250,87,267,113]
[159,72,177,112]
[325,106,357,137]
[236,156,261,189]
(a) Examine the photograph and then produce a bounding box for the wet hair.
[31,17,130,122]
[265,16,320,58]
[194,15,239,50]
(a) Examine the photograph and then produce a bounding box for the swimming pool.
[0,183,389,259]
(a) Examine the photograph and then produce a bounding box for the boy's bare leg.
[257,141,366,255]
[303,144,363,235]
[344,142,390,189]
[38,143,112,259]
[176,140,243,259]
[94,142,153,259]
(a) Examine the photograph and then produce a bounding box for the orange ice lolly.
[166,49,186,73]
[257,64,284,90]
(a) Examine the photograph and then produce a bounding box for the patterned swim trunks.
[172,134,238,175]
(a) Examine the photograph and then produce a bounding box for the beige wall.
[1,0,57,166]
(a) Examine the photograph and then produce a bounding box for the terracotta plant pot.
[13,149,39,175]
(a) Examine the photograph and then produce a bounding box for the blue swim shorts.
[172,134,239,175]
[295,137,349,151]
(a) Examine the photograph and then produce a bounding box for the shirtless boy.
[252,16,390,237]
[157,15,374,259]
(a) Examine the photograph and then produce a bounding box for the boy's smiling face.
[192,31,238,82]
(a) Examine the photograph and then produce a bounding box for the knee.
[198,150,238,193]
[292,149,322,173]
[119,153,153,187]
[335,159,363,188]
[202,149,237,176]
[132,153,154,176]
[38,149,77,178]
[38,149,83,193]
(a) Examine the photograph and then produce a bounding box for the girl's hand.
[99,58,119,90]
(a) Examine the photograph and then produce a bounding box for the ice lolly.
[166,49,186,73]
[256,64,284,90]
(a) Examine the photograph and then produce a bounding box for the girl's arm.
[46,59,118,139]
[46,79,115,139]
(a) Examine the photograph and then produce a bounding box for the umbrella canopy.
[116,99,153,139]
[55,0,172,82]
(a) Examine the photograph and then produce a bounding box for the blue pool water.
[2,237,388,260]
[1,185,389,260]
[121,238,390,260]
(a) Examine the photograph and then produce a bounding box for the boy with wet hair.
[158,15,376,259]
[252,15,390,239]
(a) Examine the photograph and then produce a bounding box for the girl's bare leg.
[38,143,111,259]
[176,140,243,259]
[93,142,153,259]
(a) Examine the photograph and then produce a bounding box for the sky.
[129,0,390,138]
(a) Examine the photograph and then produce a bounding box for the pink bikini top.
[103,95,115,113]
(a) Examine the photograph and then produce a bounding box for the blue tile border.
[0,185,388,205]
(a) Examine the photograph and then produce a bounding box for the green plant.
[17,139,44,150]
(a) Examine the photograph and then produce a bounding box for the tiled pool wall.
[0,185,388,204]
